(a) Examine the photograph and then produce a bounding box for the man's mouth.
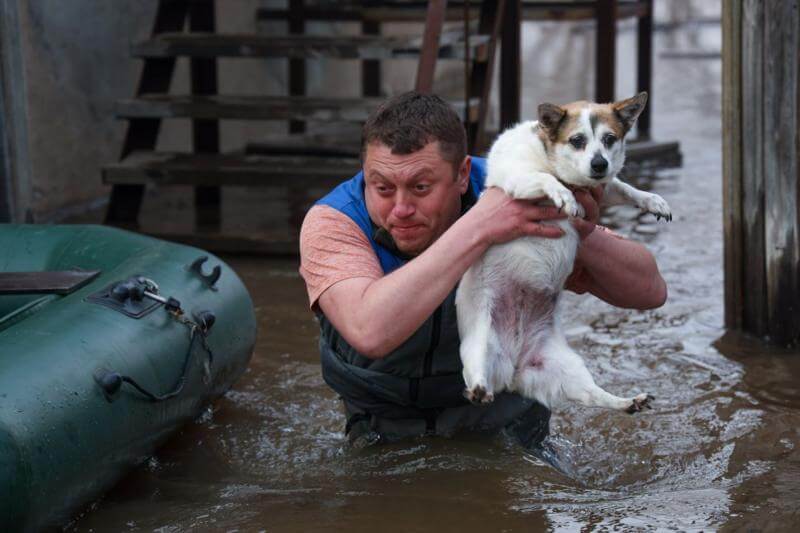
[391,224,423,236]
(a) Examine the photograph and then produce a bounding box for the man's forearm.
[574,228,667,309]
[351,214,488,357]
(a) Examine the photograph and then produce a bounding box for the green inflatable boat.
[0,225,257,531]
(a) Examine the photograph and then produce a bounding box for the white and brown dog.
[456,92,670,414]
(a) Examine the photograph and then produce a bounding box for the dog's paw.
[625,393,654,414]
[544,181,581,217]
[464,384,495,405]
[639,193,672,222]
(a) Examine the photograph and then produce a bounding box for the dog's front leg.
[502,172,584,218]
[603,177,672,221]
[456,260,496,404]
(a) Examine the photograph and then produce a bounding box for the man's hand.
[470,187,568,245]
[572,186,604,240]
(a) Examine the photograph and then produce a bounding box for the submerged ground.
[69,11,800,533]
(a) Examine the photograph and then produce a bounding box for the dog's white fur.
[455,93,671,413]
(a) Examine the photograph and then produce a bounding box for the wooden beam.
[105,0,189,226]
[500,0,521,130]
[416,0,448,92]
[763,0,800,345]
[595,0,617,103]
[741,0,767,337]
[722,0,744,333]
[189,0,221,230]
[635,0,652,139]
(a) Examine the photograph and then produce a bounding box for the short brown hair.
[361,91,467,172]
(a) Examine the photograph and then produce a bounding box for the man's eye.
[415,184,430,192]
[569,135,586,149]
[376,185,392,194]
[603,133,618,147]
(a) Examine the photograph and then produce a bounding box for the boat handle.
[188,256,221,290]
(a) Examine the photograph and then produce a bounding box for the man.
[300,91,666,450]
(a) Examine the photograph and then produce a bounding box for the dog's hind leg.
[515,334,653,414]
[456,261,496,404]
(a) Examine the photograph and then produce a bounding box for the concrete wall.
[0,0,277,222]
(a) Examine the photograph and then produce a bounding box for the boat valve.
[194,310,216,333]
[134,277,183,314]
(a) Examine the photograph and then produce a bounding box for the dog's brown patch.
[537,93,649,149]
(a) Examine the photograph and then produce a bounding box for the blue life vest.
[316,157,488,273]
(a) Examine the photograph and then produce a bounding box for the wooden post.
[723,0,800,347]
[595,0,617,104]
[189,0,221,230]
[416,0,448,93]
[500,0,520,130]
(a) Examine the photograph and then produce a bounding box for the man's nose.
[391,196,416,218]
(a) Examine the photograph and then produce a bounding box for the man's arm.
[568,188,667,310]
[317,188,566,358]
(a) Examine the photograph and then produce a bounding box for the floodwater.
[68,7,800,533]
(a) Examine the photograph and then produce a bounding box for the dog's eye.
[568,135,586,150]
[603,133,618,147]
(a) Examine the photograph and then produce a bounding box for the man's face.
[363,141,470,256]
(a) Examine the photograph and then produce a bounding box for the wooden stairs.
[103,0,680,254]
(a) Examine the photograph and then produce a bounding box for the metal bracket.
[188,256,221,290]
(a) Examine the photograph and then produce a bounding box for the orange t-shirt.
[299,205,383,309]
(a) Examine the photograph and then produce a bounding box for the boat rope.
[94,304,216,403]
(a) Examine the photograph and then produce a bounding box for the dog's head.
[536,92,648,188]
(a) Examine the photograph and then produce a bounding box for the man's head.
[361,91,471,256]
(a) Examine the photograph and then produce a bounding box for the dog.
[455,92,670,414]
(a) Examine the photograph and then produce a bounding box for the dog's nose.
[590,154,608,177]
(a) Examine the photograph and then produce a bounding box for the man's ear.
[457,156,471,194]
[613,92,648,133]
[537,103,567,141]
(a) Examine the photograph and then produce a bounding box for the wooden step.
[102,151,360,188]
[624,139,682,170]
[132,32,489,60]
[114,95,480,122]
[256,1,649,23]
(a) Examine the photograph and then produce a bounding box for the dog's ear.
[613,92,648,133]
[537,103,566,140]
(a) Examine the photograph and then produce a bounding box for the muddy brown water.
[67,13,800,533]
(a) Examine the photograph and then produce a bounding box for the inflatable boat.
[0,225,256,530]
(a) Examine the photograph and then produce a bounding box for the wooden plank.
[115,94,480,122]
[256,2,648,23]
[595,0,617,103]
[102,151,359,187]
[288,0,305,136]
[635,0,652,139]
[722,0,744,332]
[467,0,505,152]
[622,139,682,170]
[741,0,767,337]
[362,21,382,96]
[763,0,800,345]
[189,0,221,230]
[415,0,448,92]
[500,0,521,130]
[131,32,489,59]
[105,1,189,226]
[0,270,100,295]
